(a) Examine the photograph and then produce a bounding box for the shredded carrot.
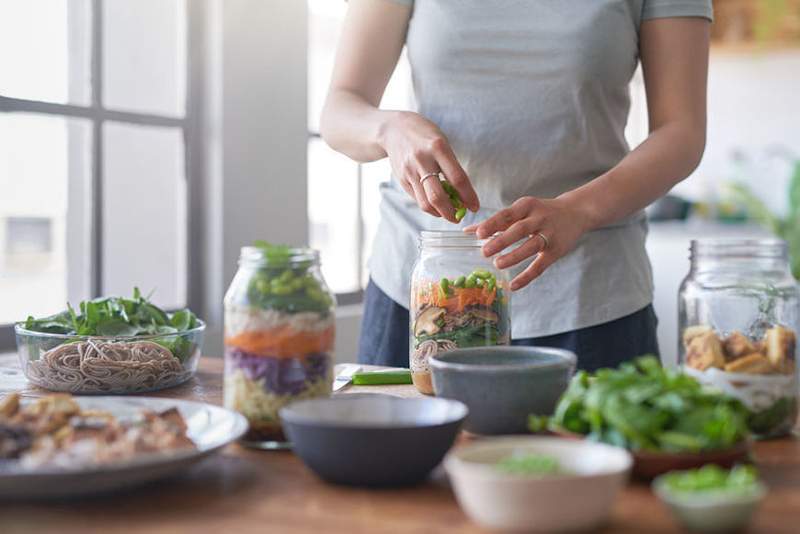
[416,284,496,313]
[225,325,334,357]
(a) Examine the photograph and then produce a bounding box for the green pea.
[255,278,271,294]
[473,269,492,279]
[272,285,292,296]
[487,278,496,292]
[304,277,318,289]
[475,277,484,288]
[279,270,294,283]
[306,287,323,301]
[438,284,448,301]
[454,275,466,288]
[440,278,450,292]
[455,207,467,221]
[290,278,305,292]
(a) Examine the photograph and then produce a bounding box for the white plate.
[0,396,248,499]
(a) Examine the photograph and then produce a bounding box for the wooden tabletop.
[1,355,800,534]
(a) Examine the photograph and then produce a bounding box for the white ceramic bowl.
[444,436,632,532]
[653,476,766,533]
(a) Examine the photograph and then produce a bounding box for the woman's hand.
[379,111,479,222]
[464,196,594,290]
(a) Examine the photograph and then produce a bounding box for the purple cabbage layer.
[225,347,330,396]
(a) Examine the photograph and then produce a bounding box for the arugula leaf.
[21,290,201,361]
[538,356,750,453]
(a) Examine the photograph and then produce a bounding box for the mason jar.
[679,238,799,438]
[224,245,335,449]
[410,231,511,395]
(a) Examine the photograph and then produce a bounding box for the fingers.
[408,176,438,217]
[482,218,542,257]
[432,140,479,212]
[421,175,457,222]
[473,198,536,239]
[493,235,545,270]
[511,251,555,290]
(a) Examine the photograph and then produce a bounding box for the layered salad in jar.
[224,242,335,446]
[682,324,797,437]
[410,269,510,394]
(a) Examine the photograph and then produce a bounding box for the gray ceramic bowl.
[280,395,468,487]
[430,346,576,435]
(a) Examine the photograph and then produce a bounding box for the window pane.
[0,113,91,323]
[102,122,186,308]
[308,138,360,294]
[307,0,414,132]
[0,0,91,105]
[103,0,186,117]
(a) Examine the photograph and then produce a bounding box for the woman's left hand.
[464,196,593,291]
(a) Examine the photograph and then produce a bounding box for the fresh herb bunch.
[659,465,759,495]
[246,240,333,315]
[530,356,750,453]
[22,288,200,361]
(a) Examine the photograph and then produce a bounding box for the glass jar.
[224,245,335,449]
[410,231,511,395]
[679,238,799,438]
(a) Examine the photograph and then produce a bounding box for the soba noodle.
[26,340,191,393]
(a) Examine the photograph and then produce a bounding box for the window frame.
[0,0,206,351]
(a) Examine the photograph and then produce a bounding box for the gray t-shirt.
[370,0,713,338]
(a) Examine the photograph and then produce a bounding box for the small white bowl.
[444,436,632,532]
[653,477,766,533]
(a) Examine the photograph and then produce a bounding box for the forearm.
[560,119,705,231]
[320,90,396,163]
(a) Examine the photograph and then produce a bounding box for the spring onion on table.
[351,369,413,386]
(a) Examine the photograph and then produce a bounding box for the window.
[307,0,413,303]
[0,0,199,349]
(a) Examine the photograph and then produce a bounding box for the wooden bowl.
[549,427,751,479]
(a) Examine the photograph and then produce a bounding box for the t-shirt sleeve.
[642,0,713,22]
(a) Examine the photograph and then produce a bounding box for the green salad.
[22,288,200,361]
[659,465,760,496]
[245,240,333,314]
[530,356,750,453]
[496,454,562,476]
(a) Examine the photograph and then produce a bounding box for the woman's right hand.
[378,111,479,222]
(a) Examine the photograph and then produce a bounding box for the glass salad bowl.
[14,290,205,394]
[14,324,205,394]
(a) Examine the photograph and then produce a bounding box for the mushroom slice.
[414,307,446,337]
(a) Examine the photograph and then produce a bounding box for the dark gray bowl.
[430,346,576,435]
[280,395,468,487]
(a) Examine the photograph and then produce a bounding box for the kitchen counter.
[1,355,799,534]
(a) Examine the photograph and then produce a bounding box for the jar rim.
[239,245,320,265]
[419,230,487,248]
[690,238,787,259]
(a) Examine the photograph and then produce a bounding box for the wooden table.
[1,355,800,534]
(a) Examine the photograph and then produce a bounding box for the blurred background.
[0,0,798,364]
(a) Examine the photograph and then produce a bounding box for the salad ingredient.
[410,268,509,394]
[531,356,750,453]
[682,325,798,437]
[496,454,562,476]
[22,288,200,362]
[351,369,413,386]
[440,180,466,222]
[26,340,189,394]
[0,393,194,469]
[225,241,334,445]
[659,465,760,495]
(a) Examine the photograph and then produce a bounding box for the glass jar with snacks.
[679,239,799,438]
[410,231,511,395]
[224,242,335,449]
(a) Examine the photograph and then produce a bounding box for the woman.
[321,0,711,370]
